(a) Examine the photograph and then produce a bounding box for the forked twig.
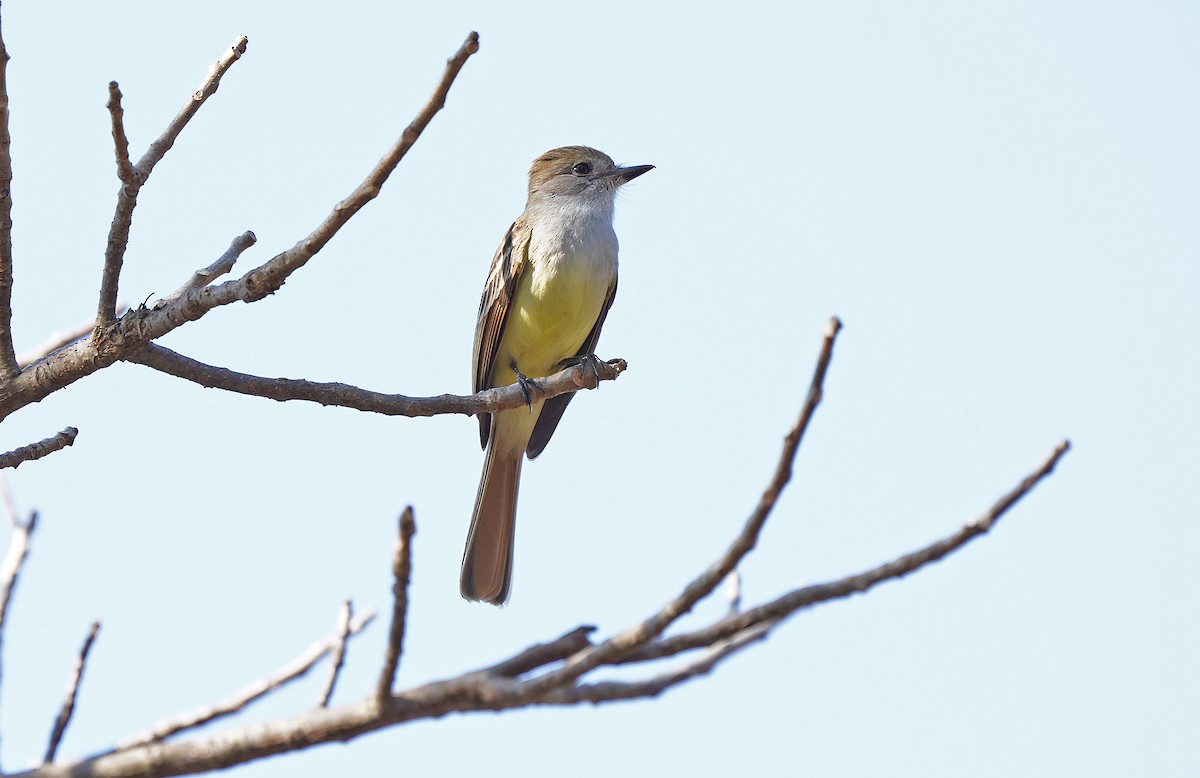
[95,37,249,329]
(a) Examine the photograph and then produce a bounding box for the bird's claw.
[557,353,604,385]
[511,363,541,413]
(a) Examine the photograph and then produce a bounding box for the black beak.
[607,164,654,186]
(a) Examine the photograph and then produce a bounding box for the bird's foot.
[557,353,612,388]
[511,363,541,413]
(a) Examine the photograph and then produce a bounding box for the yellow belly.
[492,254,609,386]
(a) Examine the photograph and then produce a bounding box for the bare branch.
[94,36,249,329]
[0,427,78,470]
[375,508,415,706]
[0,33,479,423]
[619,440,1073,665]
[159,231,257,307]
[318,600,353,708]
[106,82,137,185]
[525,317,843,694]
[44,621,101,764]
[0,13,18,379]
[117,609,376,749]
[125,342,625,419]
[16,308,129,369]
[7,363,1069,778]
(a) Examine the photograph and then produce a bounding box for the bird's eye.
[572,162,592,175]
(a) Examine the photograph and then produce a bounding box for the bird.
[461,145,652,605]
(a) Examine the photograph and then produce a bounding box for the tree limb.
[0,32,479,424]
[125,342,625,418]
[4,322,1069,778]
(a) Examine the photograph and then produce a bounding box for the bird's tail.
[460,441,523,605]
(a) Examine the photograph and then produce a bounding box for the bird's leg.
[557,353,604,386]
[510,360,541,413]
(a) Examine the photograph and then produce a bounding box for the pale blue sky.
[0,1,1196,776]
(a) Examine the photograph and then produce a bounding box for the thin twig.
[126,342,625,418]
[117,609,376,749]
[159,231,257,307]
[43,621,101,764]
[482,626,596,679]
[16,308,128,369]
[375,507,415,706]
[618,440,1073,665]
[0,427,78,470]
[0,12,18,379]
[541,622,771,704]
[525,317,843,695]
[94,36,249,330]
[0,509,35,720]
[106,82,137,185]
[318,600,353,708]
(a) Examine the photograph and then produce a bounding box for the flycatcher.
[461,146,652,605]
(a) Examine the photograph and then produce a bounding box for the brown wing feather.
[526,277,617,460]
[473,218,530,448]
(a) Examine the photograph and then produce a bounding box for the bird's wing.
[473,216,531,448]
[526,276,617,460]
